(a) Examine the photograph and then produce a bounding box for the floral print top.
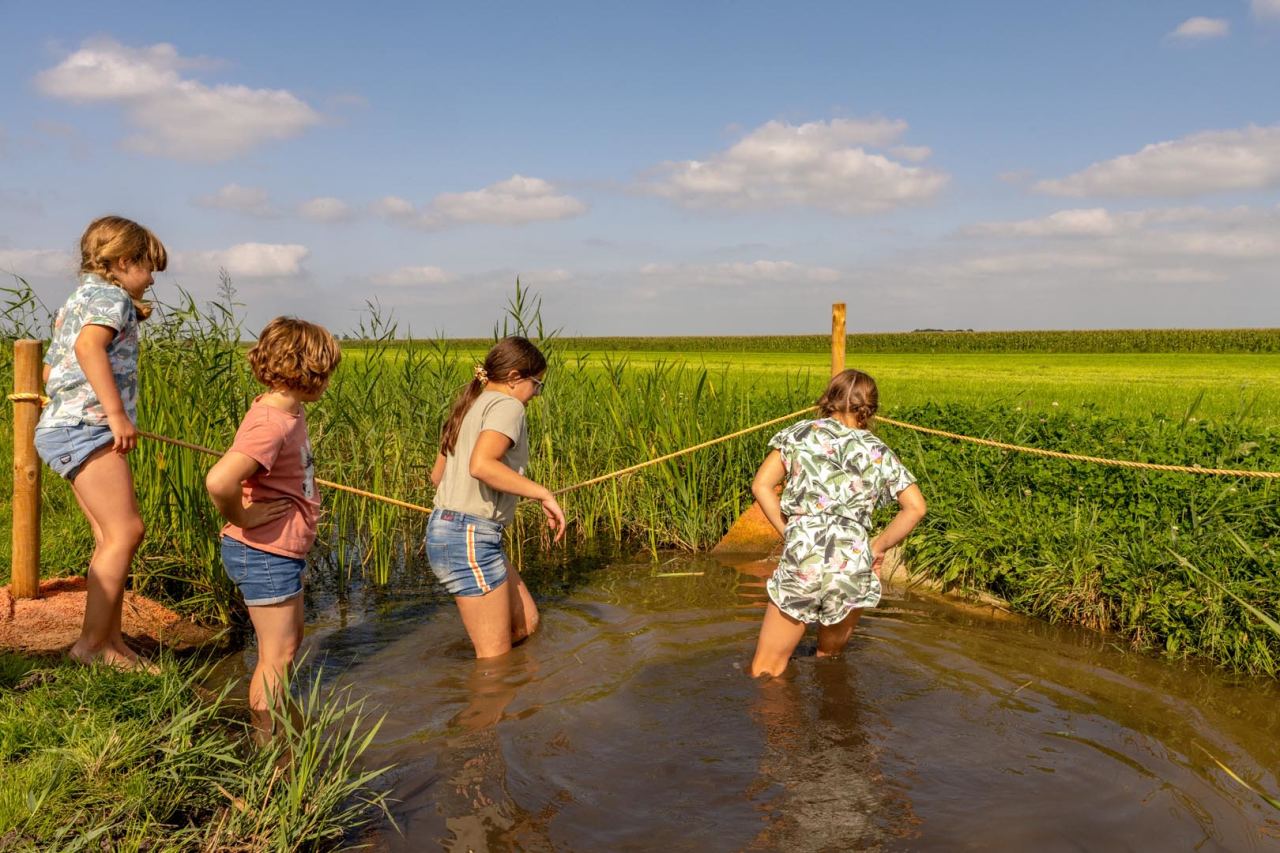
[768,418,916,530]
[38,274,140,428]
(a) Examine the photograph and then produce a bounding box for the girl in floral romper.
[749,369,927,677]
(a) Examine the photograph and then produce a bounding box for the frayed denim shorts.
[220,535,305,607]
[34,424,115,480]
[426,508,508,597]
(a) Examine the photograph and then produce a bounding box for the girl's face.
[114,259,155,300]
[507,371,546,405]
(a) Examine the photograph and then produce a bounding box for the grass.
[0,653,390,851]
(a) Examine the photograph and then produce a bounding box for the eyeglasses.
[528,376,546,394]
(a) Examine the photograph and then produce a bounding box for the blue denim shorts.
[220,535,305,607]
[34,424,115,480]
[426,508,508,597]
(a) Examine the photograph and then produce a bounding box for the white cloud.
[177,243,309,278]
[0,249,76,278]
[298,197,352,222]
[1035,125,1280,197]
[194,184,278,217]
[374,175,587,229]
[1253,0,1280,19]
[372,265,452,287]
[639,259,841,286]
[35,38,321,162]
[965,208,1120,237]
[639,118,947,214]
[1168,17,1230,39]
[890,145,933,163]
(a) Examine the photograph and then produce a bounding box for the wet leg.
[816,608,863,658]
[750,602,807,677]
[505,562,540,645]
[456,581,515,659]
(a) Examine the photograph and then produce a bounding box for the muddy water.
[245,554,1280,851]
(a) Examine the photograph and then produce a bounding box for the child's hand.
[541,495,567,544]
[238,497,291,529]
[870,540,887,579]
[107,412,138,454]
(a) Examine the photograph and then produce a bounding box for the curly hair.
[817,369,878,426]
[79,216,167,321]
[246,317,342,395]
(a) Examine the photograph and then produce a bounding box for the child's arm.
[42,364,51,385]
[469,430,566,543]
[74,324,135,453]
[430,452,447,488]
[751,450,788,537]
[205,451,292,529]
[870,484,926,576]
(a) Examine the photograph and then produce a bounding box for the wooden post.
[11,339,42,599]
[831,302,846,377]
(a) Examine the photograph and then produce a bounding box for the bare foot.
[68,641,160,674]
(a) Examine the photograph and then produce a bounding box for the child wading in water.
[750,369,926,677]
[205,318,341,733]
[428,336,565,658]
[34,216,166,670]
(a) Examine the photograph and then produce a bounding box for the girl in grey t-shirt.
[427,336,565,658]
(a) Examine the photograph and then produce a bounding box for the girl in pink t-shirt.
[205,317,341,736]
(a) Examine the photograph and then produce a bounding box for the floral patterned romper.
[766,419,917,625]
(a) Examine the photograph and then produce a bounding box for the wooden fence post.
[10,339,42,599]
[831,302,846,377]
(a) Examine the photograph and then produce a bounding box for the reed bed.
[3,276,1280,675]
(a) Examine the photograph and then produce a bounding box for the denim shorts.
[426,508,508,597]
[220,535,305,607]
[34,424,115,480]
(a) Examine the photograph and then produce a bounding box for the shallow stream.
[217,552,1280,851]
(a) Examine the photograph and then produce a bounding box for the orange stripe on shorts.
[465,524,491,594]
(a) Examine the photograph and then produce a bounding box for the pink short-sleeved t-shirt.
[220,398,319,558]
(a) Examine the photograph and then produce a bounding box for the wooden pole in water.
[831,302,846,377]
[10,340,42,599]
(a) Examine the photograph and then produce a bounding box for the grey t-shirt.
[434,391,529,526]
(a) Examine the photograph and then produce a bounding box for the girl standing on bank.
[34,215,166,670]
[749,369,927,678]
[427,336,565,658]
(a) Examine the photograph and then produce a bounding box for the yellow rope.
[875,415,1280,479]
[137,430,436,514]
[551,406,817,495]
[7,392,49,405]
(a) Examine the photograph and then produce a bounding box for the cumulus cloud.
[177,243,309,278]
[374,175,586,229]
[1168,17,1230,39]
[639,259,841,286]
[1253,0,1280,19]
[0,249,76,278]
[298,197,352,223]
[372,265,453,287]
[890,145,933,163]
[1035,125,1280,197]
[639,118,947,214]
[35,38,321,162]
[194,184,278,217]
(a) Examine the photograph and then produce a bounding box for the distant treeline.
[346,329,1280,354]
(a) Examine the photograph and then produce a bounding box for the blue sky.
[2,1,1278,335]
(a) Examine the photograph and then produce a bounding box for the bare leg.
[506,562,540,645]
[246,594,304,739]
[750,602,807,678]
[816,608,863,658]
[456,581,516,659]
[68,446,146,669]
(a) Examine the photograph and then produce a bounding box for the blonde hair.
[79,216,168,321]
[440,336,546,455]
[247,317,342,396]
[817,369,879,426]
